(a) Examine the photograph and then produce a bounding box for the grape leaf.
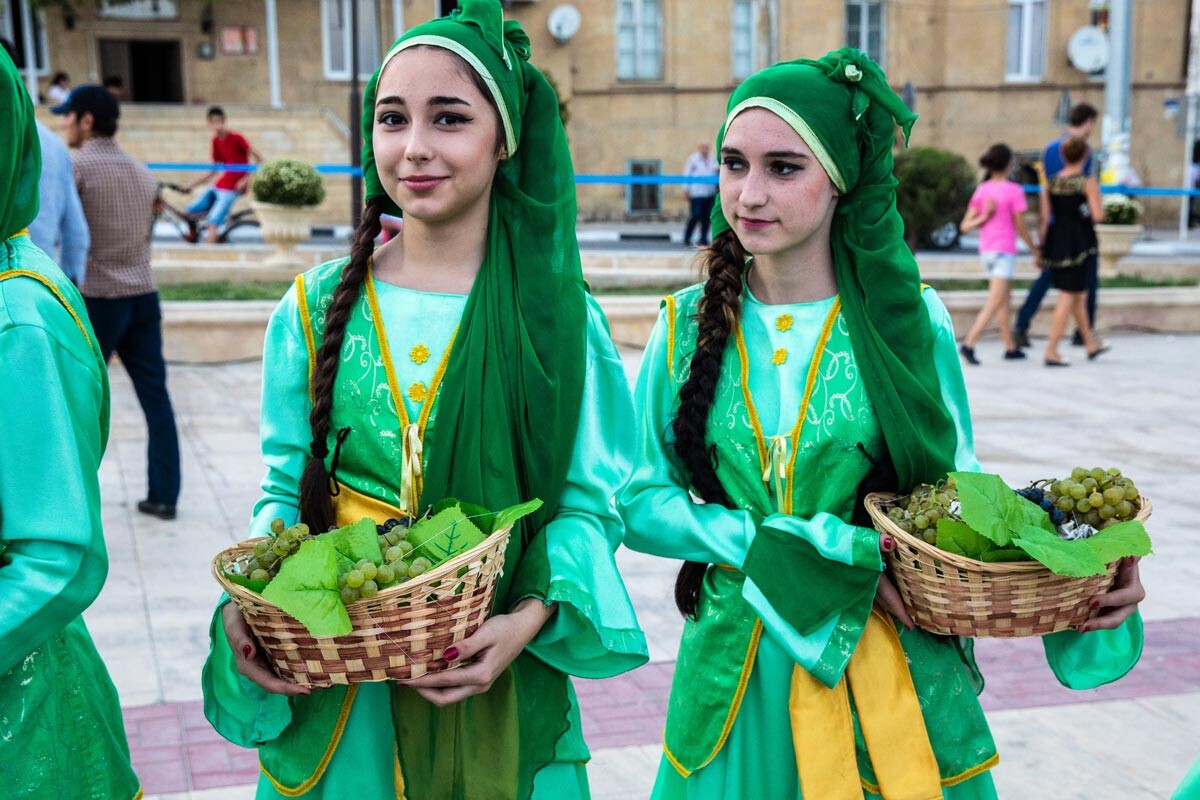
[408,507,485,565]
[261,539,352,637]
[981,548,1033,563]
[935,518,994,560]
[1082,520,1153,564]
[224,569,269,594]
[952,471,1055,547]
[493,498,544,533]
[1011,525,1108,577]
[317,517,383,573]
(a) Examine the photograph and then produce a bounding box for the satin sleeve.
[250,285,313,535]
[0,323,108,674]
[516,295,649,679]
[923,288,982,472]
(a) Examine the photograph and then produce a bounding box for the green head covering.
[358,2,585,797]
[1,45,40,239]
[712,48,957,490]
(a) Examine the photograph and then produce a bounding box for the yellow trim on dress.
[260,685,360,797]
[6,228,29,240]
[131,789,144,800]
[0,270,98,358]
[663,619,764,778]
[663,294,677,375]
[394,743,409,799]
[294,274,317,404]
[860,752,1000,795]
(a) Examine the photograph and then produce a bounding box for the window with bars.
[845,0,884,67]
[626,159,662,214]
[616,0,663,81]
[321,0,380,81]
[732,0,755,80]
[1006,0,1046,81]
[0,1,48,75]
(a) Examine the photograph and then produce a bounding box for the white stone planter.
[251,201,316,270]
[1095,223,1143,277]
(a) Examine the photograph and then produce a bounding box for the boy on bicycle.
[183,106,262,243]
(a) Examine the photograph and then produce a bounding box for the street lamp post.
[1101,0,1134,185]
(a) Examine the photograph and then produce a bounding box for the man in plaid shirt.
[54,85,181,521]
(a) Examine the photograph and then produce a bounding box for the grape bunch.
[887,476,961,544]
[1040,467,1140,531]
[1014,486,1067,527]
[244,518,314,583]
[336,517,433,604]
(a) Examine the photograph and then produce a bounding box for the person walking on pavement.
[683,141,718,246]
[53,84,181,520]
[1013,103,1099,349]
[183,106,263,243]
[957,143,1038,364]
[1040,137,1109,366]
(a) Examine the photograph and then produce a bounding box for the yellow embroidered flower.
[408,382,428,403]
[775,314,794,332]
[410,343,431,365]
[772,348,788,365]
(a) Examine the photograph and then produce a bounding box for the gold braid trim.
[259,685,360,797]
[294,274,317,404]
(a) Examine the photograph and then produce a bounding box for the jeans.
[84,292,181,506]
[1016,253,1098,332]
[684,195,715,245]
[186,187,240,226]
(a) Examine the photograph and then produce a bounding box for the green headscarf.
[712,48,958,490]
[360,2,586,797]
[1,46,40,239]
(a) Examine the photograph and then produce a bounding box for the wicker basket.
[212,525,511,687]
[865,492,1152,638]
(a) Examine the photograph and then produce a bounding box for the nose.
[738,167,769,210]
[404,122,435,165]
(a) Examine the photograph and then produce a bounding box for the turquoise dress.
[619,283,1143,799]
[203,276,648,798]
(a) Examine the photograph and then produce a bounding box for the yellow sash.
[789,609,942,800]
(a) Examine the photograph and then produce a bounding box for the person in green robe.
[0,44,142,800]
[617,49,1147,800]
[201,2,648,798]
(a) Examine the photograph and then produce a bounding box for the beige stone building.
[5,0,1191,224]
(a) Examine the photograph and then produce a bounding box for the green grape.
[1103,487,1125,505]
[935,493,951,506]
[1088,491,1104,507]
[927,507,942,522]
[1098,504,1116,520]
[377,564,396,585]
[1071,467,1088,481]
[339,587,359,604]
[337,574,348,589]
[270,518,286,535]
[945,475,957,490]
[253,540,271,557]
[392,561,410,579]
[1085,510,1102,527]
[271,540,290,557]
[1068,484,1087,500]
[1123,485,1139,501]
[888,507,905,521]
[409,557,432,577]
[292,523,310,537]
[922,531,937,544]
[356,560,378,581]
[1115,500,1134,519]
[1075,499,1091,513]
[899,521,916,535]
[359,580,379,599]
[1089,467,1106,482]
[914,514,930,530]
[261,551,279,568]
[250,568,270,582]
[385,545,405,563]
[1057,496,1075,512]
[1082,477,1099,492]
[397,540,414,557]
[345,569,365,588]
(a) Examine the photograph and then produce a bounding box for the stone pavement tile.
[588,744,662,800]
[146,790,253,800]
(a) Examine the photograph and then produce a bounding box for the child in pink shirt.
[958,143,1039,363]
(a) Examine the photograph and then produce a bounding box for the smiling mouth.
[737,216,775,228]
[401,176,447,190]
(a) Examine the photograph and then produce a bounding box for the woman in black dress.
[1038,136,1108,366]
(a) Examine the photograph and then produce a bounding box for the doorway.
[99,38,184,102]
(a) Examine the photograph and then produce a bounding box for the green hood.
[1,45,40,238]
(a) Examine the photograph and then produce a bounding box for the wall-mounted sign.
[221,26,259,55]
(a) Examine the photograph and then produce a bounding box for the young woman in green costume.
[619,50,1146,799]
[0,46,141,800]
[202,2,647,798]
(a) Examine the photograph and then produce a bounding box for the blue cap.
[50,83,119,122]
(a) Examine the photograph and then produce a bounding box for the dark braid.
[671,230,748,618]
[297,197,385,531]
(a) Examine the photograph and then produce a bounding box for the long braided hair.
[297,196,385,532]
[670,230,749,618]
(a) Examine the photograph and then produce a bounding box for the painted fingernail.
[1090,600,1100,608]
[882,536,895,551]
[242,644,253,659]
[444,647,459,662]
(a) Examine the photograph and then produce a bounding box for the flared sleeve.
[514,295,649,679]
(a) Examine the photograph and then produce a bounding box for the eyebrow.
[374,94,471,108]
[720,146,809,160]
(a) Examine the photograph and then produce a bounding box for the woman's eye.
[722,157,745,171]
[435,113,468,126]
[378,112,406,126]
[772,162,800,176]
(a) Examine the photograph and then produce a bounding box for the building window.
[321,0,380,81]
[626,159,662,215]
[732,0,755,80]
[845,0,884,66]
[0,1,49,75]
[616,0,663,81]
[1006,0,1046,81]
[98,0,178,19]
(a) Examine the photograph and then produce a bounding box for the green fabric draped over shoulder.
[1,46,40,238]
[355,2,586,797]
[710,48,958,490]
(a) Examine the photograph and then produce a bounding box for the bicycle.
[157,182,259,244]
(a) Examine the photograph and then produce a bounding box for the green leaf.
[935,518,994,560]
[981,548,1033,563]
[224,569,269,594]
[261,540,352,637]
[407,507,486,565]
[1082,520,1153,564]
[317,517,383,573]
[457,501,496,536]
[493,498,544,533]
[952,471,1054,547]
[1011,525,1108,577]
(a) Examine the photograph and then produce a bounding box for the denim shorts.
[980,251,1016,280]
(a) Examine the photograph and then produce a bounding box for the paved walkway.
[85,331,1199,800]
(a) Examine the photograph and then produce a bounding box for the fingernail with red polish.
[882,536,895,552]
[444,647,459,662]
[242,644,253,659]
[1090,600,1100,608]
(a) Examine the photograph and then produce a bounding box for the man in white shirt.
[683,141,718,246]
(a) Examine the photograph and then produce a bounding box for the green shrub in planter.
[893,147,975,248]
[1101,194,1143,225]
[252,159,326,207]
